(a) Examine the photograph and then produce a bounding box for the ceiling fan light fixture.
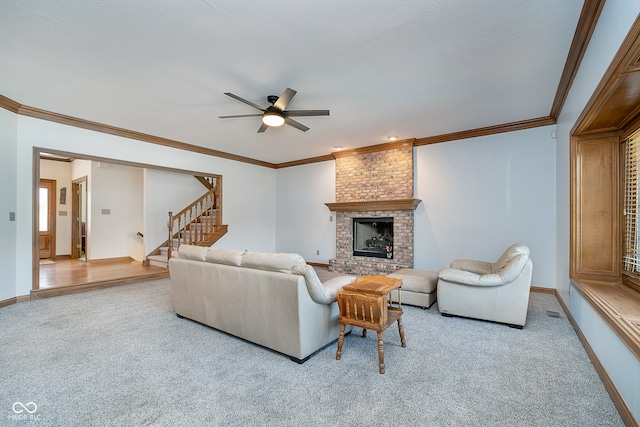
[262,112,285,127]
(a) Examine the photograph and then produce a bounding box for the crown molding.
[18,105,277,169]
[414,116,556,146]
[331,139,415,158]
[0,94,556,169]
[274,154,336,169]
[0,94,20,113]
[550,0,606,120]
[325,198,421,212]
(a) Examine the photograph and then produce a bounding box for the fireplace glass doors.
[352,217,393,259]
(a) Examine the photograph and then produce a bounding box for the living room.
[1,1,639,425]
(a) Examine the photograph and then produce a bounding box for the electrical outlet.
[9,212,15,221]
[316,250,320,255]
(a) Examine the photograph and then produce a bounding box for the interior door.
[71,177,87,259]
[39,179,56,259]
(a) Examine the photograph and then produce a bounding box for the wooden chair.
[335,290,406,374]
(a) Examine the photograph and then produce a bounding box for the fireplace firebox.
[352,217,393,259]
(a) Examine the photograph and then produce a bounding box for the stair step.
[147,254,168,269]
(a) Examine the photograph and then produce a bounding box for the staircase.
[146,175,227,268]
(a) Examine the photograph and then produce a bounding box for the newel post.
[168,211,174,259]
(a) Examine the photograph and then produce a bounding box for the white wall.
[275,161,336,262]
[88,162,144,261]
[143,168,212,254]
[0,108,17,301]
[14,115,277,296]
[40,159,72,256]
[274,126,557,288]
[555,0,640,421]
[415,126,557,287]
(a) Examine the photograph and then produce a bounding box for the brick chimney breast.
[328,142,418,276]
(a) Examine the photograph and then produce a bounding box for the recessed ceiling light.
[387,136,397,141]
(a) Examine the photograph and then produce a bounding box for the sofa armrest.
[449,259,494,274]
[292,264,356,304]
[438,268,507,287]
[322,276,358,302]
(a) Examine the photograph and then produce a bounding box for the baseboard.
[0,295,31,309]
[0,297,17,308]
[530,286,555,294]
[307,261,330,268]
[85,256,135,264]
[555,291,638,427]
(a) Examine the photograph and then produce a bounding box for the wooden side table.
[335,275,406,374]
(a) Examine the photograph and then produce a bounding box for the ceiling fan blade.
[273,87,297,111]
[218,113,263,119]
[257,123,269,133]
[284,109,330,117]
[224,92,265,111]
[285,117,309,132]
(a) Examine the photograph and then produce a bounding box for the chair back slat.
[337,291,386,327]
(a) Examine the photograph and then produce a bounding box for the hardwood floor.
[34,258,169,299]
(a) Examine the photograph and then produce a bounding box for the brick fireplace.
[326,140,421,276]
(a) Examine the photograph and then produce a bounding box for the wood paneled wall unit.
[570,135,620,280]
[571,14,640,281]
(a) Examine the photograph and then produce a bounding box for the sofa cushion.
[242,251,307,273]
[205,248,245,266]
[178,245,209,261]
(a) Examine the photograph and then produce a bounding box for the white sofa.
[169,245,356,362]
[437,244,533,328]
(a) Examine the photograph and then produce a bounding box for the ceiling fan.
[218,87,329,133]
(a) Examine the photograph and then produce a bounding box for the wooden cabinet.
[571,135,620,280]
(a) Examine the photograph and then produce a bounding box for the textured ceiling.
[0,0,583,164]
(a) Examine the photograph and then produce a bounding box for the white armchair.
[436,244,533,328]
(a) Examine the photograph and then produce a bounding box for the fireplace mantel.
[325,198,421,212]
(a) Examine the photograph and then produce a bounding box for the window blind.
[624,131,640,273]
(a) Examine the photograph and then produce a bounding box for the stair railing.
[167,186,218,259]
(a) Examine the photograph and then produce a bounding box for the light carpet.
[0,278,623,426]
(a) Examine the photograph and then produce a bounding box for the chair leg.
[362,328,367,338]
[336,324,346,360]
[377,330,385,374]
[397,318,406,348]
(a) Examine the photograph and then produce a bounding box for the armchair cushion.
[438,268,506,287]
[449,259,493,275]
[443,244,530,286]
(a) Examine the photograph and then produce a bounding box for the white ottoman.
[388,268,438,309]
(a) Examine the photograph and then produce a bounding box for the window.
[623,130,640,279]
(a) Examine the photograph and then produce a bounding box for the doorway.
[39,179,56,259]
[71,177,87,260]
